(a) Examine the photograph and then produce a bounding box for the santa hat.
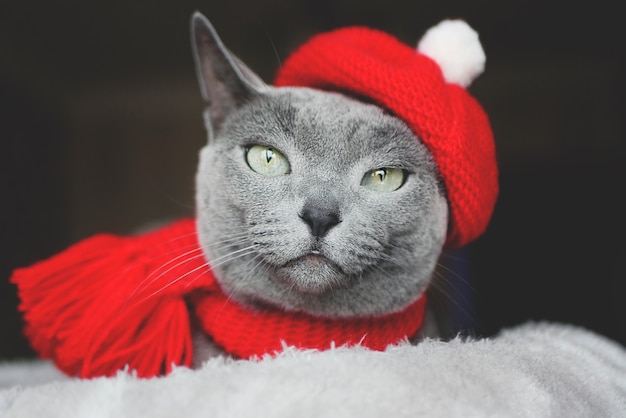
[274,20,498,248]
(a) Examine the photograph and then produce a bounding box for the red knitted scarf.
[11,219,426,378]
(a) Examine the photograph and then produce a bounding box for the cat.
[190,13,449,361]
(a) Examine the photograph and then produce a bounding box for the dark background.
[1,0,624,360]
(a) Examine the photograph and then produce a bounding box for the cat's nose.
[299,207,341,239]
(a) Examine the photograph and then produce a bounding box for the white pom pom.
[417,20,485,87]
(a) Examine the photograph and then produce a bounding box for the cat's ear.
[190,12,267,127]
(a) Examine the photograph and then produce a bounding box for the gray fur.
[191,13,448,320]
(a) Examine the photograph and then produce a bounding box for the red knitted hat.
[274,20,498,248]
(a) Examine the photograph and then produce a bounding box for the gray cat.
[190,13,449,360]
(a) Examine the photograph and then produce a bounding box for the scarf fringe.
[10,219,209,378]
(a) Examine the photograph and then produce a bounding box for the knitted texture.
[11,219,426,378]
[274,27,498,248]
[192,288,425,359]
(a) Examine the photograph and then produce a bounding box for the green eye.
[245,145,290,177]
[361,168,406,192]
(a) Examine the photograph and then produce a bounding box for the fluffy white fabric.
[1,322,625,417]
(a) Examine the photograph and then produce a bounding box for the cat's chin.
[274,254,350,295]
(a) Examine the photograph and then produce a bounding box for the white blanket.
[1,322,625,417]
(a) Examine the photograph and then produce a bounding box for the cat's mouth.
[298,252,330,266]
[275,252,349,295]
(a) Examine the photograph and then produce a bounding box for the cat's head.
[190,13,495,318]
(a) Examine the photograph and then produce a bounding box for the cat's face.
[192,14,448,317]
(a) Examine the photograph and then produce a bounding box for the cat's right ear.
[191,12,268,128]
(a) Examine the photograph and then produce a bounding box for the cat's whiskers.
[127,233,251,300]
[434,261,477,292]
[429,268,475,324]
[429,262,476,335]
[200,231,250,248]
[117,231,201,277]
[124,251,207,304]
[354,246,404,274]
[369,264,398,283]
[125,224,260,312]
[128,246,205,301]
[375,251,402,267]
[203,244,258,266]
[213,252,267,321]
[126,245,259,311]
[128,258,213,309]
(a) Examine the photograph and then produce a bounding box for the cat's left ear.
[190,12,268,127]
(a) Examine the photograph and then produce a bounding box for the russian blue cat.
[190,14,450,357]
[10,13,496,374]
